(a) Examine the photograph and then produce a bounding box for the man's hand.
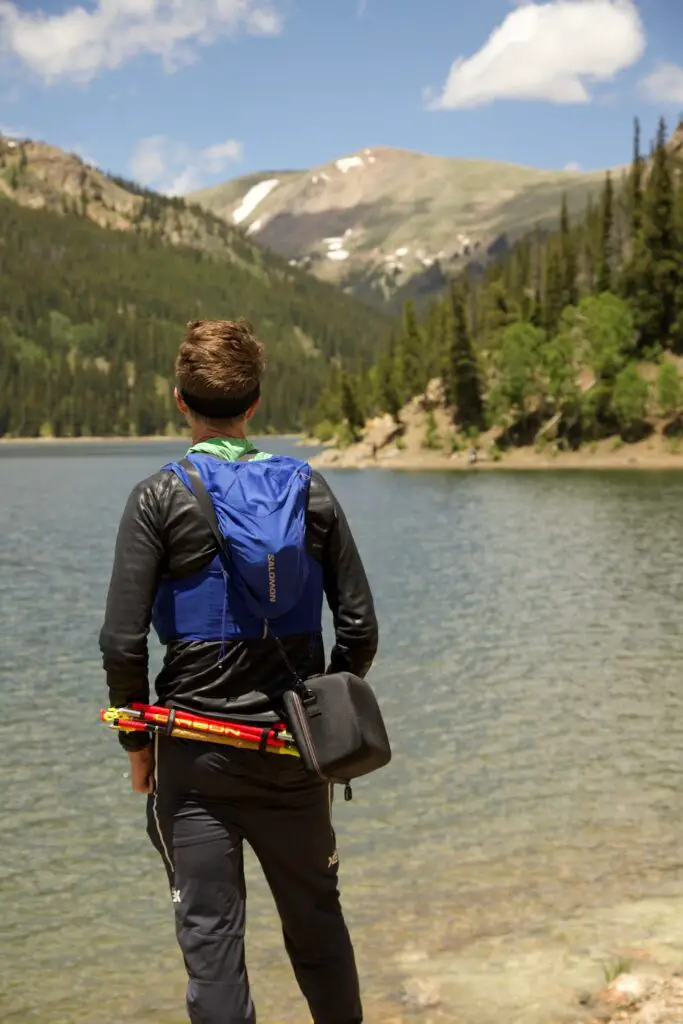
[128,745,155,794]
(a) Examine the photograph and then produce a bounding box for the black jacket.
[99,462,379,750]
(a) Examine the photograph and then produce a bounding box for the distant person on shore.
[99,318,379,1024]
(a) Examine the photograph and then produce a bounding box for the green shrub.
[336,423,356,449]
[601,957,632,984]
[313,419,337,443]
[422,410,441,450]
[611,364,649,437]
[657,361,682,417]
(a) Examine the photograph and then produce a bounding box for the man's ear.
[174,387,189,415]
[245,396,261,422]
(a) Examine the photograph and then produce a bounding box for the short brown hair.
[175,318,266,403]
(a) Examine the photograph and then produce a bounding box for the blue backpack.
[157,451,323,642]
[161,451,393,796]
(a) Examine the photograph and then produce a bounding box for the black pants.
[146,734,362,1024]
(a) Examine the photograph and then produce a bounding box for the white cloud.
[0,0,282,83]
[640,62,683,105]
[431,0,646,110]
[129,134,244,195]
[564,160,582,171]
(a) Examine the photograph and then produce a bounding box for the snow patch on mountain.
[335,156,364,174]
[322,233,352,261]
[232,178,279,225]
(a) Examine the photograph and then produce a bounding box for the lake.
[3,439,683,1024]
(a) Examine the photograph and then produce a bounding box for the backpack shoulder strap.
[177,447,260,546]
[179,457,226,554]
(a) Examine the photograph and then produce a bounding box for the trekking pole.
[101,703,300,758]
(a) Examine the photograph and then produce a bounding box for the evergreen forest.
[0,192,391,438]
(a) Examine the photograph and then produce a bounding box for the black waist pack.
[179,455,392,799]
[280,670,391,797]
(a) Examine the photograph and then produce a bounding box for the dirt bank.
[311,434,683,473]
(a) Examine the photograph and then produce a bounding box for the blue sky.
[0,0,682,195]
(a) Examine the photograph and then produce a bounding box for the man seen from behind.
[99,318,379,1024]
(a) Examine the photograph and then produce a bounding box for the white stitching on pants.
[152,733,175,878]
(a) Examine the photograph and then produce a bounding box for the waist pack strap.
[178,453,308,694]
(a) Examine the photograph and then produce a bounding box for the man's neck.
[191,427,247,444]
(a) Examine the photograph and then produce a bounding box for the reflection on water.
[3,442,683,1023]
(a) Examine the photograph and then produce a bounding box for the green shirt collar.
[186,436,256,461]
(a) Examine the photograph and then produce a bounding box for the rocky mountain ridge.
[190,145,618,308]
[0,135,281,271]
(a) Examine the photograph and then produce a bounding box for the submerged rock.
[400,977,442,1011]
[585,974,683,1024]
[600,974,652,1007]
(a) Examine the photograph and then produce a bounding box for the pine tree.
[596,171,614,294]
[625,118,680,351]
[673,153,683,347]
[529,286,544,328]
[630,116,644,234]
[544,246,565,336]
[560,195,579,307]
[620,117,653,348]
[644,117,682,349]
[340,369,365,441]
[425,301,445,382]
[481,281,516,337]
[400,299,425,400]
[377,337,402,420]
[445,287,484,429]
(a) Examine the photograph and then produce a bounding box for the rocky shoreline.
[308,380,683,475]
[310,437,683,473]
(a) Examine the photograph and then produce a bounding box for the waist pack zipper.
[289,691,327,782]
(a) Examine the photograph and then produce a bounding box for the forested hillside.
[0,196,392,438]
[311,118,683,455]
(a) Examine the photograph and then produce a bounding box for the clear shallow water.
[3,442,683,1023]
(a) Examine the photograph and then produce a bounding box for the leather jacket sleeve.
[308,471,379,678]
[99,475,165,750]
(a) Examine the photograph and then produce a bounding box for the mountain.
[0,135,393,438]
[0,135,294,262]
[190,147,617,309]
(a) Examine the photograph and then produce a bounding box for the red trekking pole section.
[100,703,300,758]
